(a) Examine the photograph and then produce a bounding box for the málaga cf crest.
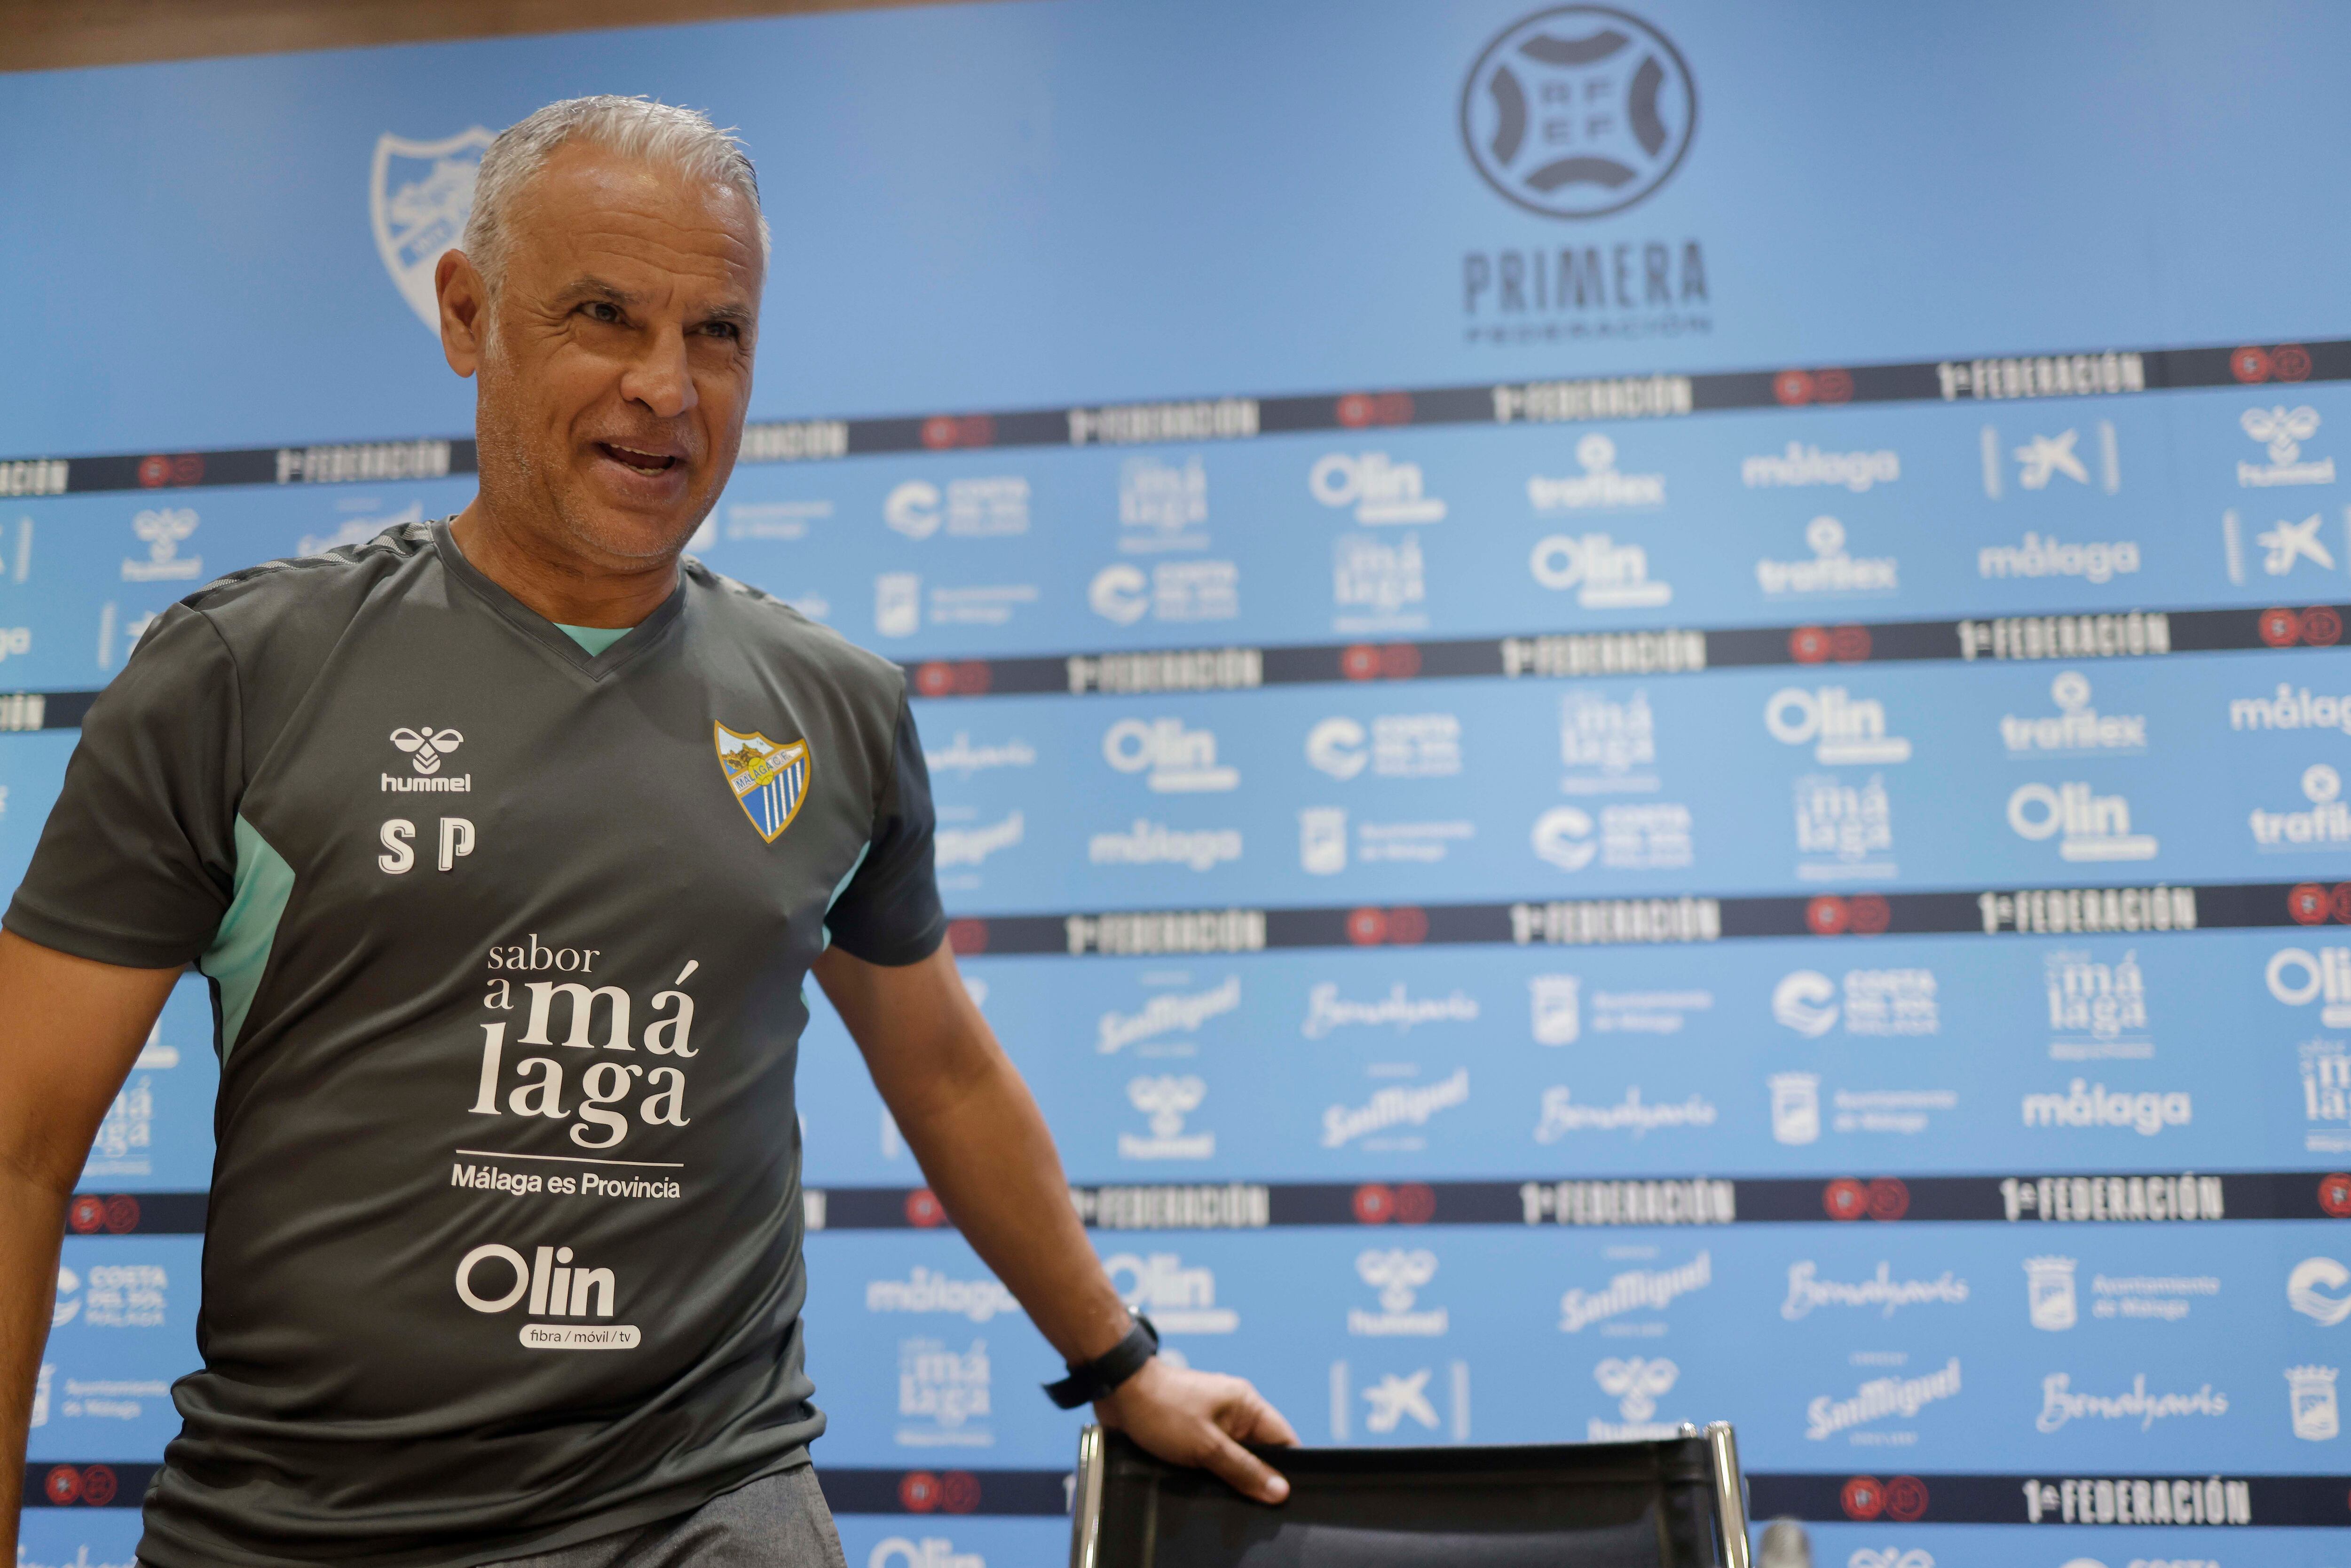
[370,127,494,331]
[714,724,812,843]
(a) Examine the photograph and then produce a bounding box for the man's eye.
[582,302,621,323]
[703,322,740,340]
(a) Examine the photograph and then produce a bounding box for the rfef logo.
[1461,7,1697,220]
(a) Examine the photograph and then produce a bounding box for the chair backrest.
[1070,1421,1751,1568]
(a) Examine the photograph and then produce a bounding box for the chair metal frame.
[1070,1420,1751,1568]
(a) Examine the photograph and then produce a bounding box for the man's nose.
[619,325,698,421]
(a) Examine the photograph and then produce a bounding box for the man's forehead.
[509,143,763,291]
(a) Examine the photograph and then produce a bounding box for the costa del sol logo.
[371,127,494,331]
[1460,8,1697,220]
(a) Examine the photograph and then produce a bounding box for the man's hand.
[1096,1356,1299,1505]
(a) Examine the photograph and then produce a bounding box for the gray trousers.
[483,1467,848,1568]
[134,1465,847,1568]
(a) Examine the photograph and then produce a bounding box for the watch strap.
[1042,1314,1159,1409]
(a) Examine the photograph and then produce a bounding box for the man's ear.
[436,250,489,378]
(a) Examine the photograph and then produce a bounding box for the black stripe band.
[0,335,2338,497]
[9,599,2338,739]
[79,1170,2351,1235]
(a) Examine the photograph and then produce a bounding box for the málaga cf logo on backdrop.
[1461,6,1696,219]
[371,127,495,331]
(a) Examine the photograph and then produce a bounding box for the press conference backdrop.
[9,2,2351,1564]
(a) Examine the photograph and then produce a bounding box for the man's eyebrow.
[552,276,645,308]
[550,277,751,328]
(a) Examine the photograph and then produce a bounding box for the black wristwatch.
[1042,1314,1159,1408]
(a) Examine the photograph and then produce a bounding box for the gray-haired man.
[0,97,1293,1568]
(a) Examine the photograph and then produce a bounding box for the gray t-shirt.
[6,519,946,1567]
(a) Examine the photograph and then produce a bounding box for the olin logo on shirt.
[454,1242,641,1350]
[384,726,471,792]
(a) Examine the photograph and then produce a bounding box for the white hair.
[463,95,771,293]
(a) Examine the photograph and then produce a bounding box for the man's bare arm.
[813,941,1296,1503]
[0,931,181,1553]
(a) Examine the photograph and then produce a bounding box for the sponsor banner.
[791,928,2350,1186]
[51,1194,210,1237]
[801,1222,2351,1472]
[813,1466,1072,1517]
[8,604,2348,727]
[14,337,2351,496]
[17,1462,163,1510]
[925,882,2351,959]
[0,691,95,732]
[383,1463,2351,1523]
[1748,1470,2351,1527]
[804,1171,2340,1231]
[895,605,2309,701]
[110,1166,2351,1235]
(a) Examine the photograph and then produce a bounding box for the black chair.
[1068,1421,1752,1568]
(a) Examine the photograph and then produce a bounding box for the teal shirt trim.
[820,842,872,952]
[198,815,297,1059]
[557,623,633,655]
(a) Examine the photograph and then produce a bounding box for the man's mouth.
[597,442,680,476]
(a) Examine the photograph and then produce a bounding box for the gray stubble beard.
[472,348,717,575]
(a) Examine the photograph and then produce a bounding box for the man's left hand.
[1096,1357,1299,1505]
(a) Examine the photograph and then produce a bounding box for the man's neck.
[449,498,679,629]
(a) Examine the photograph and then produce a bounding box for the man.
[0,96,1293,1567]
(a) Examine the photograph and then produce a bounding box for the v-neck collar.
[431,517,686,679]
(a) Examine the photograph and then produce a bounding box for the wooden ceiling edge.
[0,0,994,74]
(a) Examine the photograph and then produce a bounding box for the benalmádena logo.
[714,723,812,843]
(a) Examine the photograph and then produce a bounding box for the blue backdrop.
[9,3,2351,1565]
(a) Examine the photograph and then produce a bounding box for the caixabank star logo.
[1461,6,1697,219]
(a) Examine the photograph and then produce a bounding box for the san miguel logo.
[1460,7,1697,219]
[715,724,812,843]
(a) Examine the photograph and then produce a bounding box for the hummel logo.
[391,727,465,775]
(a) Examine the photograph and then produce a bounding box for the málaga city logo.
[714,723,813,843]
[1460,6,1697,219]
[371,126,494,330]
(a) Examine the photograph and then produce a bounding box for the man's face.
[452,142,763,566]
